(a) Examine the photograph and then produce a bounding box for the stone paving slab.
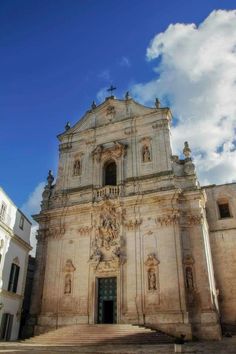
[0,336,236,354]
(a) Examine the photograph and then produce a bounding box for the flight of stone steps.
[22,324,174,346]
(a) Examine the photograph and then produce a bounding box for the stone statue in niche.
[142,145,151,162]
[64,273,72,294]
[186,266,194,289]
[73,159,81,176]
[64,259,76,273]
[148,269,157,290]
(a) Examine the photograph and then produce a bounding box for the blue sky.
[1,0,236,218]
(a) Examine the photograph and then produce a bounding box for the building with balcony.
[28,94,236,340]
[0,187,31,340]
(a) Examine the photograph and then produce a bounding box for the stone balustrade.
[94,185,121,200]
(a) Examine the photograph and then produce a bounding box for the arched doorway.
[104,160,117,186]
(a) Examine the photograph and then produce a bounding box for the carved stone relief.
[144,253,160,292]
[92,142,127,162]
[78,226,92,236]
[63,259,76,296]
[124,218,142,230]
[155,211,180,227]
[89,200,125,272]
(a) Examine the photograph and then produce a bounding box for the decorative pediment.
[57,98,158,141]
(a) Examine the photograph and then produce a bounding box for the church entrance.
[97,277,117,324]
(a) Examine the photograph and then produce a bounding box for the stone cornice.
[125,170,173,183]
[0,222,31,251]
[1,289,23,300]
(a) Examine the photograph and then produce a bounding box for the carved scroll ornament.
[92,142,126,162]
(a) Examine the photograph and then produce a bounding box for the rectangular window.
[0,202,7,221]
[8,263,20,293]
[218,203,231,219]
[19,215,24,230]
[0,313,13,340]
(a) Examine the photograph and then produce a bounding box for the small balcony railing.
[94,185,121,200]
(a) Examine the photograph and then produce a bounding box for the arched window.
[104,161,117,186]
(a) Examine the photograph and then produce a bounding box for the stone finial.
[125,91,130,100]
[155,98,160,108]
[183,141,191,158]
[91,101,97,109]
[65,122,70,131]
[47,170,54,187]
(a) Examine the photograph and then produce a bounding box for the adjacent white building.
[0,186,31,340]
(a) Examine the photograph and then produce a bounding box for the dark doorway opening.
[103,300,114,324]
[97,277,117,324]
[104,161,117,186]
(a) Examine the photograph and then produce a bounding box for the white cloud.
[21,182,44,256]
[120,56,131,67]
[97,86,108,103]
[21,182,44,219]
[131,10,236,184]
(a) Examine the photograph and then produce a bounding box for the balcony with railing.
[93,185,121,201]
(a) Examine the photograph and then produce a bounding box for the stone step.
[23,324,173,346]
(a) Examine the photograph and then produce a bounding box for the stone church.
[29,93,236,340]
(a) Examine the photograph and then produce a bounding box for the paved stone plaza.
[0,336,236,354]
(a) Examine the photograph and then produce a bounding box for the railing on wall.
[94,185,121,200]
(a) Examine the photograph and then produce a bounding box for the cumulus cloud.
[21,182,44,218]
[21,182,44,256]
[131,10,236,184]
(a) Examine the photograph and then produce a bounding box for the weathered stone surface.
[29,97,225,340]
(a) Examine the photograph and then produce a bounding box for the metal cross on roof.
[107,85,117,96]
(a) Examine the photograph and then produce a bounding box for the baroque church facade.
[29,94,236,340]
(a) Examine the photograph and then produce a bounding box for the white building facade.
[29,96,223,340]
[0,187,31,340]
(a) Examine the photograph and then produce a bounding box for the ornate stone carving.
[145,254,159,292]
[13,257,20,266]
[78,226,92,236]
[185,266,194,290]
[155,212,180,226]
[92,142,126,162]
[152,120,168,130]
[148,269,157,290]
[186,214,203,225]
[145,253,160,268]
[183,141,191,159]
[63,259,76,273]
[73,159,81,176]
[106,105,116,117]
[89,200,125,272]
[59,142,72,152]
[41,225,65,239]
[183,255,194,266]
[142,145,151,162]
[124,218,142,230]
[64,273,72,294]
